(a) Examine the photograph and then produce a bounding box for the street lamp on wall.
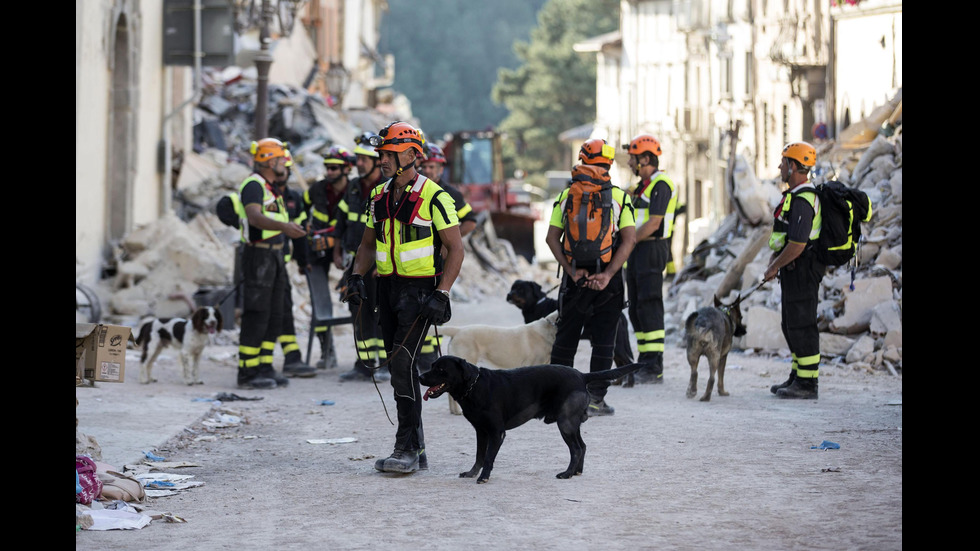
[324,61,350,108]
[231,0,306,139]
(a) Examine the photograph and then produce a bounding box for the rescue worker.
[547,139,636,416]
[623,134,677,384]
[764,142,823,399]
[275,148,317,378]
[302,146,356,371]
[343,121,464,474]
[236,138,307,389]
[332,133,389,381]
[415,141,478,373]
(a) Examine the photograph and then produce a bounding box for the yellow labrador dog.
[434,311,559,415]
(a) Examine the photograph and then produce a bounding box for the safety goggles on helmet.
[323,145,355,166]
[375,121,425,154]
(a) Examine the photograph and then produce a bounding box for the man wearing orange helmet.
[763,142,823,399]
[415,140,478,373]
[622,134,678,384]
[342,121,464,473]
[236,138,308,389]
[547,139,636,416]
[331,133,389,380]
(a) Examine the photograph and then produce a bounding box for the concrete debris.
[666,92,902,374]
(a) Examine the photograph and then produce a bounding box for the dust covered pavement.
[76,294,902,550]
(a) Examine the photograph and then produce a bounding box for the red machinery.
[441,129,538,262]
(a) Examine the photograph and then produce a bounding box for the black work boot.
[587,398,615,417]
[258,365,289,387]
[375,449,420,473]
[282,354,317,378]
[418,449,428,470]
[340,361,377,382]
[770,369,797,394]
[237,367,277,390]
[776,377,818,399]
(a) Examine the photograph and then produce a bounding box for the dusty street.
[76,296,902,550]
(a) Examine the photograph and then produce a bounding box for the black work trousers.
[778,251,825,377]
[626,239,668,367]
[550,270,625,400]
[376,276,435,452]
[239,245,287,371]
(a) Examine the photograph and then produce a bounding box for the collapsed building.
[76,75,901,376]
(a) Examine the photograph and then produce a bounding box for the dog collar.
[462,370,481,398]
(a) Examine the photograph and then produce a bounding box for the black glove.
[342,273,366,305]
[420,290,452,325]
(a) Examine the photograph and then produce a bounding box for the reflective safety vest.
[239,174,289,243]
[369,175,457,277]
[769,184,822,252]
[632,170,677,239]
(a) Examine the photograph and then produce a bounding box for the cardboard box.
[76,323,131,383]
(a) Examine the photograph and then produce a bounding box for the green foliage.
[379,0,547,140]
[492,0,620,174]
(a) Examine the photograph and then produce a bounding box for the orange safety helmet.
[781,141,816,167]
[251,138,287,163]
[376,121,425,155]
[623,134,662,157]
[578,138,615,167]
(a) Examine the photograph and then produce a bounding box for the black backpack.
[812,181,873,267]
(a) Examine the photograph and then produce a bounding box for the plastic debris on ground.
[78,507,153,531]
[202,413,242,428]
[317,399,336,406]
[307,437,357,444]
[143,450,166,461]
[810,440,841,450]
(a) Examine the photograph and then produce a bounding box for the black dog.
[506,280,636,383]
[420,355,642,483]
[684,295,747,401]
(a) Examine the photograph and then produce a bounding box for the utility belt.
[248,241,284,250]
[640,235,669,242]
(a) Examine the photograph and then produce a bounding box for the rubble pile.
[664,122,902,375]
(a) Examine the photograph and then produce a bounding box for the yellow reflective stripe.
[240,344,262,355]
[259,355,274,365]
[314,326,328,333]
[795,367,819,378]
[279,335,297,344]
[796,354,820,367]
[311,207,332,223]
[637,342,664,352]
[240,357,261,368]
[262,341,276,351]
[635,330,664,341]
[281,342,300,354]
[457,203,473,219]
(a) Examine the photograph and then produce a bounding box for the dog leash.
[738,280,767,303]
[215,280,244,307]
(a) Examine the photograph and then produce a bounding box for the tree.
[492,0,619,175]
[379,0,547,140]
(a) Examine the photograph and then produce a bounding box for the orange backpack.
[561,164,620,271]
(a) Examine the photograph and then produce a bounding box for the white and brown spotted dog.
[135,306,223,385]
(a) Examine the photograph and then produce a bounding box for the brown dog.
[684,295,746,401]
